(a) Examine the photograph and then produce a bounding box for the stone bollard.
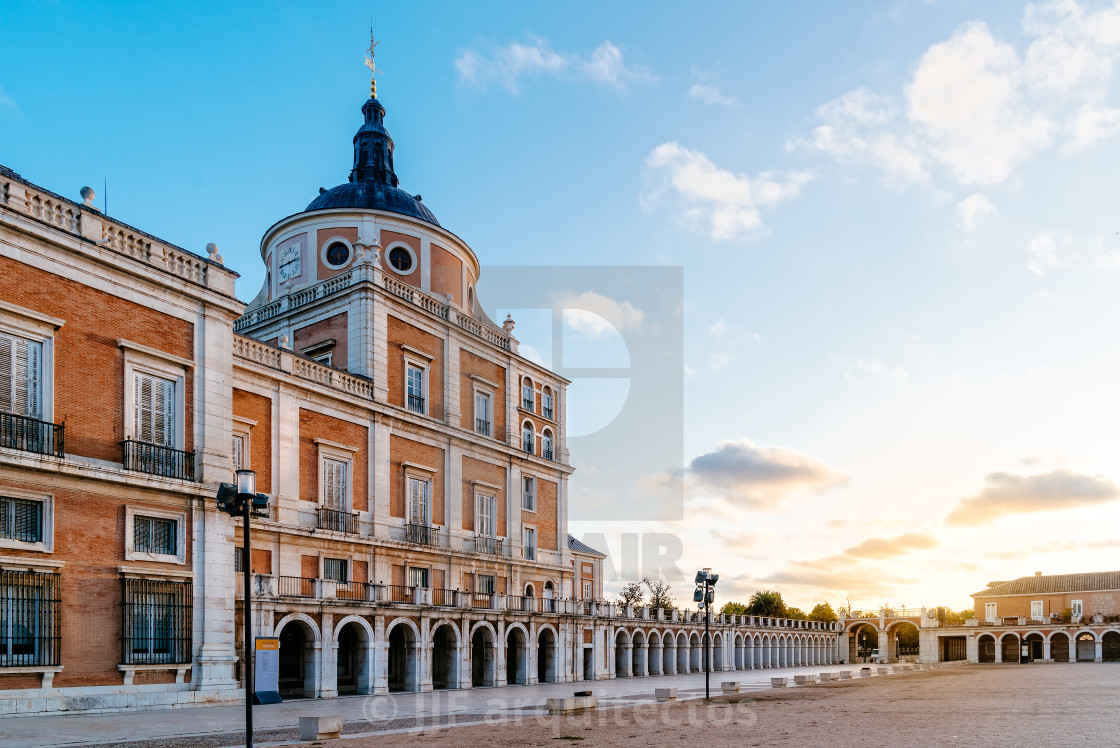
[655,688,677,702]
[877,667,890,675]
[721,682,740,694]
[819,672,835,681]
[860,668,872,678]
[547,696,597,714]
[838,671,852,680]
[771,677,788,688]
[299,716,343,741]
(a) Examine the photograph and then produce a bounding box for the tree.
[617,581,643,608]
[809,602,838,622]
[721,601,748,615]
[942,607,974,626]
[746,589,787,618]
[643,578,675,610]
[785,606,808,620]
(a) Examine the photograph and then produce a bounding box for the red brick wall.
[298,409,368,511]
[388,435,445,524]
[292,313,349,371]
[0,255,194,462]
[459,350,506,437]
[387,316,444,420]
[535,477,558,551]
[232,388,272,494]
[430,243,462,304]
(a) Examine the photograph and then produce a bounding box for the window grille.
[121,578,192,665]
[0,333,42,419]
[0,569,60,666]
[134,515,176,555]
[0,496,42,543]
[324,558,348,583]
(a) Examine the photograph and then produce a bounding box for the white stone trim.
[117,564,194,580]
[384,241,417,276]
[0,303,60,422]
[117,339,194,369]
[400,344,433,361]
[120,343,189,450]
[0,554,63,571]
[314,438,360,454]
[118,663,191,686]
[402,353,430,416]
[0,486,55,553]
[0,300,65,331]
[124,505,188,565]
[320,236,355,270]
[469,373,499,389]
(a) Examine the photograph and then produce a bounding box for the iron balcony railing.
[543,407,553,420]
[121,440,196,481]
[317,506,359,534]
[432,588,455,606]
[472,592,495,609]
[474,534,504,556]
[522,437,533,454]
[538,597,558,614]
[0,412,64,458]
[276,575,316,598]
[335,581,377,602]
[475,418,490,436]
[405,523,443,547]
[407,394,425,414]
[522,398,534,410]
[385,584,412,603]
[510,595,533,612]
[542,449,554,461]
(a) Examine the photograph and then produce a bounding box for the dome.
[306,182,440,226]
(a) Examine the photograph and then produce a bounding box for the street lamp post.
[217,469,269,748]
[693,568,718,701]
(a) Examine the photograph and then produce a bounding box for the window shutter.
[232,436,243,471]
[135,373,153,442]
[154,378,174,447]
[2,336,40,418]
[407,479,420,524]
[25,341,40,419]
[0,335,11,413]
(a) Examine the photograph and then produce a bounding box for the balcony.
[432,588,456,607]
[542,449,554,461]
[0,412,64,458]
[543,407,553,420]
[522,398,534,411]
[475,418,490,436]
[121,440,196,481]
[317,506,359,534]
[524,545,537,561]
[406,394,425,414]
[405,522,444,547]
[522,438,533,454]
[473,534,504,556]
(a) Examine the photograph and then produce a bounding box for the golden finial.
[364,29,381,98]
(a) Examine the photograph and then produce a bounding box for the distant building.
[970,570,1119,623]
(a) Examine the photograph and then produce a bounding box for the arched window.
[542,387,554,419]
[542,430,554,461]
[521,421,534,454]
[525,584,535,598]
[521,378,534,411]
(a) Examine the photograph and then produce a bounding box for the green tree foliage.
[746,589,787,618]
[942,607,975,626]
[785,606,808,620]
[809,602,838,622]
[721,601,748,615]
[895,623,919,649]
[617,581,643,608]
[643,578,675,610]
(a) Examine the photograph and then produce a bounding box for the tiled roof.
[971,571,1120,598]
[567,534,606,557]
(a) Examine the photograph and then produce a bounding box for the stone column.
[374,616,389,694]
[1043,638,1052,662]
[1095,639,1103,663]
[878,630,893,664]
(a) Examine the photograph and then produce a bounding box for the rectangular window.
[408,567,430,588]
[0,496,42,544]
[523,526,537,561]
[522,476,536,511]
[1031,601,1044,619]
[582,581,592,599]
[407,477,431,526]
[232,434,245,472]
[543,392,553,420]
[133,371,175,446]
[1072,600,1083,618]
[323,558,348,583]
[406,364,425,414]
[133,515,177,556]
[0,569,60,666]
[985,602,997,620]
[476,494,495,537]
[321,457,348,510]
[0,333,42,418]
[475,391,491,436]
[477,574,496,595]
[121,578,192,665]
[522,383,534,411]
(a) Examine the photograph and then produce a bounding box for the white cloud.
[642,141,812,241]
[558,291,645,339]
[838,355,908,385]
[1065,102,1120,151]
[947,468,1119,525]
[454,37,653,93]
[687,438,847,510]
[1026,230,1120,274]
[689,82,739,107]
[956,193,998,232]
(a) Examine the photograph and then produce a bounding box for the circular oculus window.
[324,241,351,268]
[388,245,415,274]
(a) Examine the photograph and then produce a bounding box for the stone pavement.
[1,664,844,748]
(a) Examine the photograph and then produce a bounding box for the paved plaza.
[5,662,1118,747]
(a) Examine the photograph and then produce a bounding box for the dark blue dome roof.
[306,182,440,226]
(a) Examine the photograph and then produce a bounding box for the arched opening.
[1001,634,1020,663]
[387,622,419,692]
[1050,632,1070,662]
[661,633,676,675]
[336,621,370,695]
[471,626,496,687]
[1076,632,1097,662]
[1102,631,1120,661]
[614,630,630,677]
[542,581,556,613]
[432,623,458,690]
[632,631,647,676]
[712,633,724,670]
[978,634,996,663]
[1024,632,1044,662]
[689,632,702,672]
[648,632,662,675]
[521,420,535,455]
[890,621,920,663]
[506,627,528,685]
[676,633,689,674]
[541,429,554,460]
[524,583,535,598]
[278,621,314,699]
[753,636,763,669]
[850,624,878,663]
[537,627,557,683]
[734,634,744,670]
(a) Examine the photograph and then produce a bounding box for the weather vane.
[364,29,381,98]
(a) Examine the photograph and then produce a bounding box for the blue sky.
[6,0,1120,611]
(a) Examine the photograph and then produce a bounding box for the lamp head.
[235,469,256,496]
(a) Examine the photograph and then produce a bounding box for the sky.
[5,0,1120,612]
